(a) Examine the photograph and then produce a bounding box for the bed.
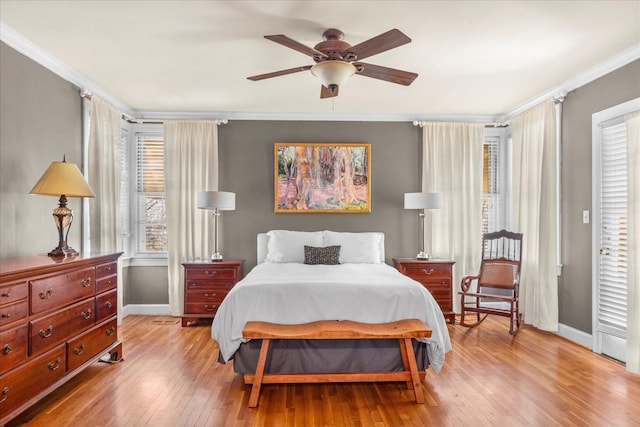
[211,230,452,375]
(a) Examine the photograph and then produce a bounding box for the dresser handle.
[204,304,217,312]
[73,344,85,355]
[39,325,54,338]
[80,309,92,320]
[48,357,61,371]
[422,268,434,275]
[2,344,12,355]
[0,387,8,403]
[39,289,53,299]
[1,292,9,298]
[106,301,113,309]
[105,265,112,271]
[103,280,112,287]
[0,313,10,319]
[204,270,217,276]
[105,326,116,336]
[80,278,92,287]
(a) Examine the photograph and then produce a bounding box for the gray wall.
[217,120,423,271]
[559,59,640,333]
[0,42,83,258]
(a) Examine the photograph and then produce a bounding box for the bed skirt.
[219,338,430,374]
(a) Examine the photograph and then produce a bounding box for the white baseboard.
[557,323,593,349]
[122,304,171,318]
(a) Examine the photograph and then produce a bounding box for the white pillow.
[265,230,324,263]
[323,231,382,264]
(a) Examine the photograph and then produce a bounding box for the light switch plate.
[583,210,590,224]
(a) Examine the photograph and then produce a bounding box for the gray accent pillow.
[303,245,341,265]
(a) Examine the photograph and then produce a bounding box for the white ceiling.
[1,1,639,121]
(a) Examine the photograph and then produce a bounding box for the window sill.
[122,256,168,268]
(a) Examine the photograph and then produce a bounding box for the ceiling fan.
[247,28,418,99]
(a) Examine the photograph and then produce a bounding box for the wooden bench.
[241,319,432,408]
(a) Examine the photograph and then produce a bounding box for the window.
[133,126,167,255]
[482,128,511,235]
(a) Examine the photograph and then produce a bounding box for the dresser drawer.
[30,267,95,315]
[67,318,117,372]
[185,267,237,281]
[0,345,66,416]
[30,298,96,356]
[402,264,451,280]
[0,282,28,306]
[96,274,117,294]
[185,302,221,315]
[95,261,117,279]
[185,280,235,292]
[96,290,117,322]
[0,300,28,328]
[0,324,28,375]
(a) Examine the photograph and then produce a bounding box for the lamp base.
[210,253,223,262]
[416,251,430,261]
[49,246,79,258]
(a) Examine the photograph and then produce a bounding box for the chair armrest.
[460,275,480,292]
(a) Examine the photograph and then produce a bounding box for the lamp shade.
[310,61,356,89]
[404,192,443,210]
[30,161,95,198]
[197,191,235,211]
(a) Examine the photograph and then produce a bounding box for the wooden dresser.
[0,253,123,425]
[393,258,456,324]
[182,260,243,327]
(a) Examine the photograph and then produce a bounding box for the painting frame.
[274,142,371,213]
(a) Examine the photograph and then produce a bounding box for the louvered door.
[595,119,627,362]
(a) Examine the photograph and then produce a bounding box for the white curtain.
[87,96,123,322]
[164,120,219,316]
[422,122,485,314]
[511,100,558,332]
[625,111,640,374]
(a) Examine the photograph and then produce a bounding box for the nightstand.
[393,258,456,324]
[182,260,243,327]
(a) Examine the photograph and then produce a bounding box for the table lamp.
[404,192,443,260]
[197,191,236,261]
[30,157,96,257]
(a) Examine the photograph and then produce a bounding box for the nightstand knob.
[204,304,217,312]
[204,293,217,299]
[422,268,434,275]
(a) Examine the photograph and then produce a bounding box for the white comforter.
[211,262,452,373]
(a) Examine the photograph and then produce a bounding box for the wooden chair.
[459,230,523,335]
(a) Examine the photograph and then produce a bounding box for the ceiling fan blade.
[265,34,328,59]
[354,62,418,86]
[342,29,411,61]
[320,85,338,99]
[247,65,312,81]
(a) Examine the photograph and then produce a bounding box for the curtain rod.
[80,90,228,125]
[412,120,510,128]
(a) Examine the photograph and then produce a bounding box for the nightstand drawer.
[402,265,451,280]
[185,290,227,304]
[186,280,235,292]
[185,302,220,315]
[186,268,237,281]
[419,279,451,289]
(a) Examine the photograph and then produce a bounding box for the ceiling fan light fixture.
[310,61,356,89]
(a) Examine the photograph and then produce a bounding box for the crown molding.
[1,22,134,116]
[504,43,640,120]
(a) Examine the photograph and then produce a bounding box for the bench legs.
[246,337,425,407]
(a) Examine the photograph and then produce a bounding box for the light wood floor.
[7,315,640,427]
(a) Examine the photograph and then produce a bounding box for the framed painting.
[274,143,371,213]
